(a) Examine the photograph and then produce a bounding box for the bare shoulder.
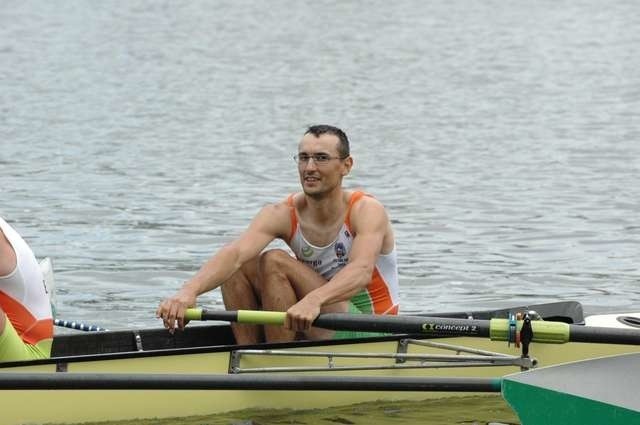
[348,193,395,253]
[260,201,290,217]
[251,199,293,239]
[352,193,388,215]
[349,193,391,228]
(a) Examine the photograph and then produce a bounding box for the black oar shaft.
[568,325,640,345]
[0,373,501,392]
[314,313,492,337]
[196,309,492,337]
[194,309,640,345]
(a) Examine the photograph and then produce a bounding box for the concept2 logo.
[421,322,479,334]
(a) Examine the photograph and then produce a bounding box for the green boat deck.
[503,352,640,425]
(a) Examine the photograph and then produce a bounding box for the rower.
[0,217,53,362]
[157,125,400,344]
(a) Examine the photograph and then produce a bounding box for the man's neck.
[302,188,348,224]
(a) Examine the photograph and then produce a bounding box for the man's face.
[296,133,352,198]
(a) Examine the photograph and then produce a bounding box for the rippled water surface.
[1,0,639,331]
[65,396,519,425]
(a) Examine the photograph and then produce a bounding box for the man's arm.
[156,202,291,330]
[0,229,17,277]
[285,197,392,331]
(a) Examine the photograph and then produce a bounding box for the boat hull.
[503,352,640,425]
[1,332,638,424]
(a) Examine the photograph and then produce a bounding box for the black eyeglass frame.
[293,153,349,165]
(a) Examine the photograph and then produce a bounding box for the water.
[59,396,518,425]
[1,0,639,333]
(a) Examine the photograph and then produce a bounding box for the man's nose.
[304,157,319,170]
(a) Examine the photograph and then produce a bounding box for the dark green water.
[61,396,519,425]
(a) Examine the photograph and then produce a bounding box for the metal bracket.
[133,331,144,352]
[229,339,536,374]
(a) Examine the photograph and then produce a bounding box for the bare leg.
[220,257,263,345]
[258,249,349,342]
[257,251,300,342]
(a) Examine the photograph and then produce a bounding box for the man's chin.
[302,188,325,199]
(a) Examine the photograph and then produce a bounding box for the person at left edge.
[0,217,53,362]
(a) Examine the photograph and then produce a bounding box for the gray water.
[1,0,639,331]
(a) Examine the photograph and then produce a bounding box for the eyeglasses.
[293,153,348,165]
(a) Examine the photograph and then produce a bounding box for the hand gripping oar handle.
[185,309,640,345]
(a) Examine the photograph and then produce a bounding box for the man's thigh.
[259,249,330,300]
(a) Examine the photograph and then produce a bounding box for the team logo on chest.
[334,242,348,266]
[302,245,314,258]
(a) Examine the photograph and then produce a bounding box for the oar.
[54,319,109,332]
[185,309,640,345]
[0,372,501,392]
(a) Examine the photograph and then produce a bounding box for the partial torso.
[0,217,53,345]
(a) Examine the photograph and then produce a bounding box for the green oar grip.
[490,318,570,344]
[184,308,203,321]
[183,309,285,324]
[237,310,286,325]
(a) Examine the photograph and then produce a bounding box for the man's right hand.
[156,288,197,333]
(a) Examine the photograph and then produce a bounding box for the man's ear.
[342,156,354,176]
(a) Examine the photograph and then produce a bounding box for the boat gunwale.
[0,327,425,369]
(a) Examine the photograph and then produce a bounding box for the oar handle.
[185,309,286,325]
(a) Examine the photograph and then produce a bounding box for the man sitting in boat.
[157,125,399,344]
[0,217,53,361]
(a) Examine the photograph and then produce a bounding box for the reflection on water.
[55,395,519,425]
[1,0,639,330]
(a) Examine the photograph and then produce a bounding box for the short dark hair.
[305,125,350,158]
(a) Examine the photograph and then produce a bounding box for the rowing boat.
[1,300,638,425]
[502,352,640,425]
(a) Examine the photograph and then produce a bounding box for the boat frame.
[0,301,637,425]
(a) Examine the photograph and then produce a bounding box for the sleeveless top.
[286,192,400,315]
[0,217,53,345]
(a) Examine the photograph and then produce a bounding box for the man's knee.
[221,257,263,312]
[258,249,292,275]
[221,257,259,295]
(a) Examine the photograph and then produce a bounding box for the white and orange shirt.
[0,217,53,345]
[287,192,400,315]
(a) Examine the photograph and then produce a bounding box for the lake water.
[1,0,639,332]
